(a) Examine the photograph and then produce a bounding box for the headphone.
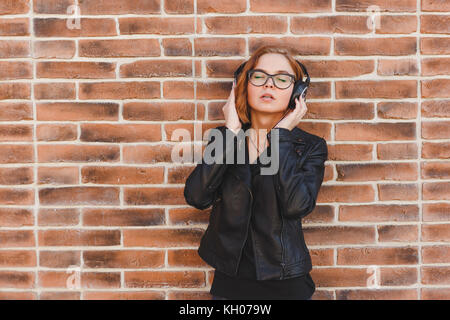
[233,59,310,111]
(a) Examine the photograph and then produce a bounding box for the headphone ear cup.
[288,81,308,110]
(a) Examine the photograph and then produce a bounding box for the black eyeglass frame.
[247,69,296,90]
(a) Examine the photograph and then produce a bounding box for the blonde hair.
[234,45,305,125]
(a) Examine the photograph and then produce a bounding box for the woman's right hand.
[223,81,241,135]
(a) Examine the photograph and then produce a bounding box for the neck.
[249,109,285,133]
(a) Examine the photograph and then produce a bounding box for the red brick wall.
[0,0,449,300]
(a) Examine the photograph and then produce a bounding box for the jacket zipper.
[275,176,286,279]
[230,172,253,277]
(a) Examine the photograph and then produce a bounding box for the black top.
[210,136,315,300]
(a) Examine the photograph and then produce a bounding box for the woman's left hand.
[274,95,308,131]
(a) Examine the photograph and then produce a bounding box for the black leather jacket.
[184,122,328,280]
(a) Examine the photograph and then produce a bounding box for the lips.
[260,93,275,100]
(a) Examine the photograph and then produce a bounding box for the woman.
[184,45,328,300]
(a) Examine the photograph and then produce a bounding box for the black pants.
[213,295,313,300]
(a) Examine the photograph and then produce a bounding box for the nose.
[264,76,275,88]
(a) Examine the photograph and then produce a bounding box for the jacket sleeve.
[268,127,328,220]
[183,125,238,210]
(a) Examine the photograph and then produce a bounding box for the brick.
[79,39,160,57]
[38,229,121,246]
[0,61,32,80]
[80,82,160,100]
[81,166,164,185]
[119,17,194,35]
[39,187,120,205]
[0,145,33,163]
[33,40,75,59]
[423,204,450,222]
[79,0,160,14]
[162,38,192,56]
[377,102,417,119]
[421,288,450,300]
[168,207,210,225]
[38,166,78,185]
[249,37,331,55]
[336,80,417,98]
[39,250,81,268]
[339,204,419,222]
[337,247,418,265]
[336,123,416,141]
[380,267,418,286]
[422,0,450,11]
[377,58,418,76]
[305,60,374,78]
[422,224,450,241]
[0,124,32,142]
[336,289,417,300]
[335,37,416,55]
[34,18,117,37]
[123,228,203,247]
[422,142,450,159]
[33,0,75,14]
[37,124,77,141]
[291,16,369,34]
[422,79,450,98]
[125,271,205,288]
[377,15,417,34]
[38,208,79,226]
[168,249,208,267]
[0,250,36,267]
[422,121,450,139]
[123,102,195,121]
[84,291,164,300]
[163,81,194,99]
[0,230,35,247]
[377,143,418,160]
[123,145,175,164]
[0,167,33,184]
[304,226,375,245]
[164,0,193,14]
[318,185,375,202]
[80,124,161,142]
[329,144,373,162]
[120,59,191,78]
[0,0,30,14]
[84,250,164,268]
[421,37,450,54]
[34,83,76,100]
[422,245,450,263]
[0,83,30,99]
[336,163,417,181]
[335,0,416,12]
[422,182,450,200]
[0,102,32,121]
[0,189,34,205]
[377,225,419,242]
[421,266,450,285]
[421,15,450,34]
[0,40,30,59]
[422,100,450,117]
[0,271,34,289]
[37,102,118,121]
[0,18,29,36]
[194,37,245,56]
[37,61,116,79]
[205,16,287,34]
[198,0,246,13]
[378,183,419,201]
[38,145,119,163]
[311,268,370,287]
[421,57,450,76]
[124,187,186,205]
[0,208,34,227]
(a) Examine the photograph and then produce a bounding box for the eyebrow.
[257,68,292,74]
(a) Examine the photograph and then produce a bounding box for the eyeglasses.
[247,69,295,90]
